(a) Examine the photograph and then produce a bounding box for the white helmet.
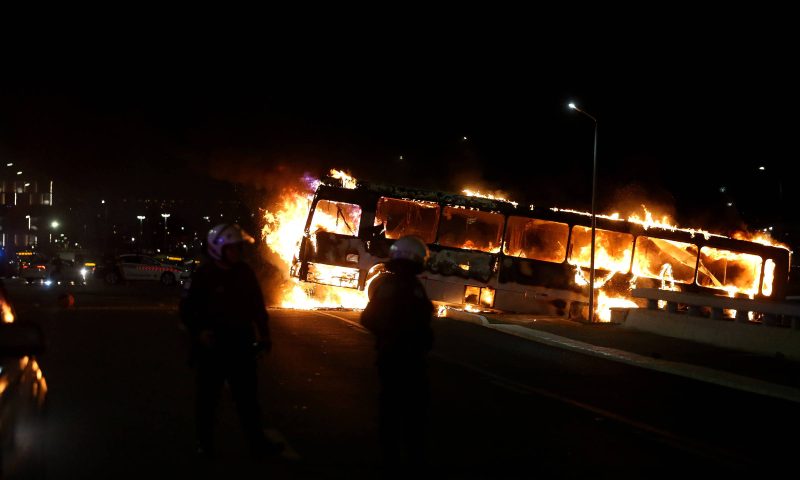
[207,224,255,260]
[389,235,429,265]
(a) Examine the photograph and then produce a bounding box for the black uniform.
[181,261,271,454]
[360,260,434,465]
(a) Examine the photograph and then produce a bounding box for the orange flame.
[330,169,357,189]
[262,171,368,309]
[1,300,13,323]
[462,188,519,207]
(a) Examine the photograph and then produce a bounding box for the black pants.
[377,359,429,465]
[195,350,265,451]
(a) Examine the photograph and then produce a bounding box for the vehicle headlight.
[80,268,87,277]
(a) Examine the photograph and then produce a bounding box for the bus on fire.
[289,176,791,321]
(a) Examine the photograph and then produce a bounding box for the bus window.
[632,237,698,284]
[374,197,439,243]
[697,247,762,295]
[310,200,362,237]
[438,207,504,253]
[762,259,776,296]
[504,217,569,263]
[568,226,633,273]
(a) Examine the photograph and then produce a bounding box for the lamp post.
[161,213,171,250]
[50,220,59,244]
[137,216,146,239]
[569,102,598,322]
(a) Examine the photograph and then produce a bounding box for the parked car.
[106,254,188,286]
[0,281,47,476]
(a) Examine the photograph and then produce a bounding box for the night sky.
[2,36,798,243]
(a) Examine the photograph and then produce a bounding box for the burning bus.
[273,171,790,322]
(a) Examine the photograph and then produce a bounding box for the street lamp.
[137,216,146,239]
[569,101,599,322]
[50,220,59,243]
[161,213,171,249]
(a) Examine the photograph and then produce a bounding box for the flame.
[261,171,368,310]
[732,231,791,250]
[437,305,448,317]
[329,169,357,189]
[552,205,722,240]
[462,189,519,207]
[1,300,14,323]
[762,259,775,297]
[573,265,617,288]
[596,291,639,322]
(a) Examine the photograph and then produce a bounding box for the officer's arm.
[181,272,208,336]
[360,281,397,334]
[246,268,271,345]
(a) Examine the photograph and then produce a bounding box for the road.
[3,278,797,478]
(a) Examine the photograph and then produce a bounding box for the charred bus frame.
[292,180,791,319]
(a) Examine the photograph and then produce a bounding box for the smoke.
[606,183,677,221]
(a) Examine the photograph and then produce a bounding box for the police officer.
[360,235,434,467]
[181,223,282,458]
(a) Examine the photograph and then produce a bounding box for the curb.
[442,309,800,404]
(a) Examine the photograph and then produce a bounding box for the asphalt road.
[3,278,797,478]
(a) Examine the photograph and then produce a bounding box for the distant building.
[0,177,55,250]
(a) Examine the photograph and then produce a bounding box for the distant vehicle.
[19,257,87,286]
[106,254,188,286]
[0,281,47,476]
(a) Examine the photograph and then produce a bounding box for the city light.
[16,171,22,175]
[51,221,59,229]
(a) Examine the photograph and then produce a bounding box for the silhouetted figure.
[361,235,434,468]
[181,223,282,459]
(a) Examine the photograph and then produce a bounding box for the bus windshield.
[310,200,362,237]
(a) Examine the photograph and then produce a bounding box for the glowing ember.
[436,305,448,317]
[262,170,368,309]
[462,188,519,207]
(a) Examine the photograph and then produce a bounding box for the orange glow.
[436,305,448,317]
[573,265,617,289]
[596,291,639,322]
[762,259,776,297]
[697,247,762,296]
[480,287,496,308]
[1,300,14,323]
[262,171,369,309]
[732,231,791,250]
[462,188,518,207]
[330,169,357,189]
[552,205,722,240]
[568,226,633,274]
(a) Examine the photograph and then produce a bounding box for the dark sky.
[1,35,798,235]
